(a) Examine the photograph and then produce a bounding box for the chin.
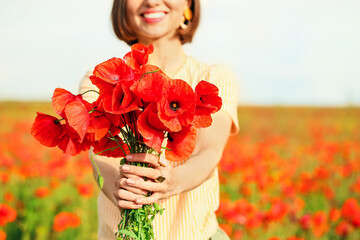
[138,26,176,41]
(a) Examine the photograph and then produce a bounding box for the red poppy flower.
[131,72,169,103]
[86,110,111,142]
[124,43,154,70]
[52,88,83,117]
[91,57,136,85]
[157,79,195,132]
[342,198,360,221]
[0,230,6,240]
[311,211,329,237]
[64,101,90,142]
[76,183,94,198]
[192,80,222,128]
[137,103,168,152]
[102,81,140,114]
[335,221,353,237]
[0,203,17,227]
[34,187,50,198]
[53,212,81,232]
[31,112,63,147]
[165,126,197,162]
[57,125,90,156]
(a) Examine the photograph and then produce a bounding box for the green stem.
[81,89,100,95]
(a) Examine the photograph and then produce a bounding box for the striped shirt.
[79,56,239,240]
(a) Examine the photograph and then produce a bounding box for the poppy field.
[1,102,360,240]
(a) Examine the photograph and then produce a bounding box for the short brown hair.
[111,0,200,46]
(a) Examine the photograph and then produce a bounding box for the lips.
[141,10,167,23]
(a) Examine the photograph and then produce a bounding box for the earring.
[180,7,192,30]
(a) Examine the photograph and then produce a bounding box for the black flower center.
[169,101,180,111]
[168,134,173,142]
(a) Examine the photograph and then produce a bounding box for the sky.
[0,0,359,105]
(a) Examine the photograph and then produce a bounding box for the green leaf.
[120,158,126,165]
[117,229,138,239]
[97,175,104,189]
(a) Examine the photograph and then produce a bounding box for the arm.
[118,110,232,205]
[172,110,232,194]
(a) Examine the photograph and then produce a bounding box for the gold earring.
[180,7,192,29]
[184,7,193,21]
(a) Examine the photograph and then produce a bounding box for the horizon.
[1,0,359,105]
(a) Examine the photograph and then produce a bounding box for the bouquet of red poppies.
[31,44,222,240]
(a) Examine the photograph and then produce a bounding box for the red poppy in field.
[3,192,14,203]
[329,208,341,223]
[265,198,288,222]
[137,103,168,152]
[53,212,81,232]
[341,198,360,224]
[192,80,222,128]
[165,126,197,162]
[299,214,312,230]
[124,43,154,70]
[0,203,17,227]
[335,221,353,237]
[157,79,195,132]
[31,112,63,147]
[0,230,6,240]
[34,186,50,198]
[311,211,329,237]
[76,183,94,198]
[0,172,9,184]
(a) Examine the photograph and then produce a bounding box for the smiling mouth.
[142,12,166,19]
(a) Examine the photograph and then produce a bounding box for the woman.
[79,0,239,239]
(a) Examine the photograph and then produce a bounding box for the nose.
[144,0,161,7]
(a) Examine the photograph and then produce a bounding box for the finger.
[126,178,164,192]
[121,164,161,180]
[135,193,161,205]
[120,166,145,180]
[113,188,143,202]
[115,178,148,195]
[125,154,160,168]
[117,200,143,209]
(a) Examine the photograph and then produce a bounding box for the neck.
[138,34,186,78]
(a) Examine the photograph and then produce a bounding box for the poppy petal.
[31,112,63,147]
[52,88,76,117]
[165,126,197,162]
[64,101,90,142]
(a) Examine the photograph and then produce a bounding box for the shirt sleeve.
[208,64,239,135]
[78,71,99,103]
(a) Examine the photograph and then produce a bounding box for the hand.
[117,153,177,206]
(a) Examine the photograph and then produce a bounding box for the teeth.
[143,12,165,19]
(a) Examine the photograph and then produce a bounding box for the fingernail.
[159,158,167,167]
[126,155,133,160]
[122,165,130,171]
[136,199,142,204]
[127,179,135,185]
[136,204,143,207]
